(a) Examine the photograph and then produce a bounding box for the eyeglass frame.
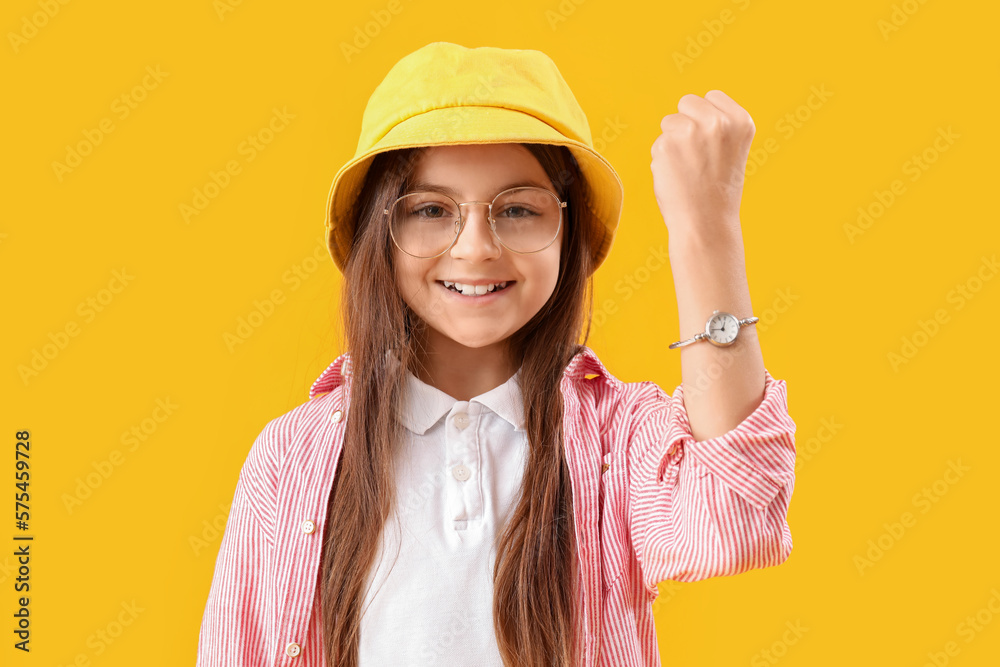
[383,186,568,260]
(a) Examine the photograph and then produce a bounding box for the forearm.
[668,224,766,441]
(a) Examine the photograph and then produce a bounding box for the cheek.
[542,270,560,303]
[401,284,430,317]
[393,252,418,293]
[517,255,561,313]
[394,259,442,316]
[393,260,422,311]
[540,250,562,297]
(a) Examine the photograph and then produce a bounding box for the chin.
[429,324,511,349]
[446,333,508,349]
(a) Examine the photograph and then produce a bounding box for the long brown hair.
[319,143,599,666]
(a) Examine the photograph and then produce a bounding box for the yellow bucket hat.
[324,41,624,275]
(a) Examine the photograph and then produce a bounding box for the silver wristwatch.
[669,310,759,349]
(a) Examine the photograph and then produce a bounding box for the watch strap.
[668,313,759,350]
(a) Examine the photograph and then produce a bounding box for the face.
[393,143,564,353]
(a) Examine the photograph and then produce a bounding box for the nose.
[449,203,501,262]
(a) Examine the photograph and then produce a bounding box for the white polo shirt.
[358,358,527,666]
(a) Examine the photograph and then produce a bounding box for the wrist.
[668,225,745,265]
[666,211,742,244]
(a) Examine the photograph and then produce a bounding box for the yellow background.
[4,0,999,664]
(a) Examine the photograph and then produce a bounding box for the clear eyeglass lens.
[389,187,561,257]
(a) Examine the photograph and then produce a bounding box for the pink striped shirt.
[196,345,797,666]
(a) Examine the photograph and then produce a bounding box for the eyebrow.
[407,180,551,197]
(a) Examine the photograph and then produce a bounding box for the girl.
[197,42,797,667]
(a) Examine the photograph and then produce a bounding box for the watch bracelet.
[668,314,759,350]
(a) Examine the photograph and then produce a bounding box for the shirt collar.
[309,345,622,409]
[391,352,526,435]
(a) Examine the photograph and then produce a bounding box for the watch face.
[707,312,739,345]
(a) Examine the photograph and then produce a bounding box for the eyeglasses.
[385,186,567,259]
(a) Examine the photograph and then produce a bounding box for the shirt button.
[453,412,470,429]
[452,464,471,481]
[301,520,316,534]
[285,642,301,657]
[331,410,343,423]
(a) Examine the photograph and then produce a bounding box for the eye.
[413,204,447,218]
[498,204,538,219]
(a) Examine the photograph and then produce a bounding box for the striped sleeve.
[627,369,797,593]
[196,420,282,666]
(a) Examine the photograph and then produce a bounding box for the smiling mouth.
[437,280,514,296]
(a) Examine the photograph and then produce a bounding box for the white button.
[285,642,301,657]
[331,410,343,423]
[453,412,470,429]
[452,464,471,481]
[301,520,316,534]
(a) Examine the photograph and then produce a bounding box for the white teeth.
[444,280,510,295]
